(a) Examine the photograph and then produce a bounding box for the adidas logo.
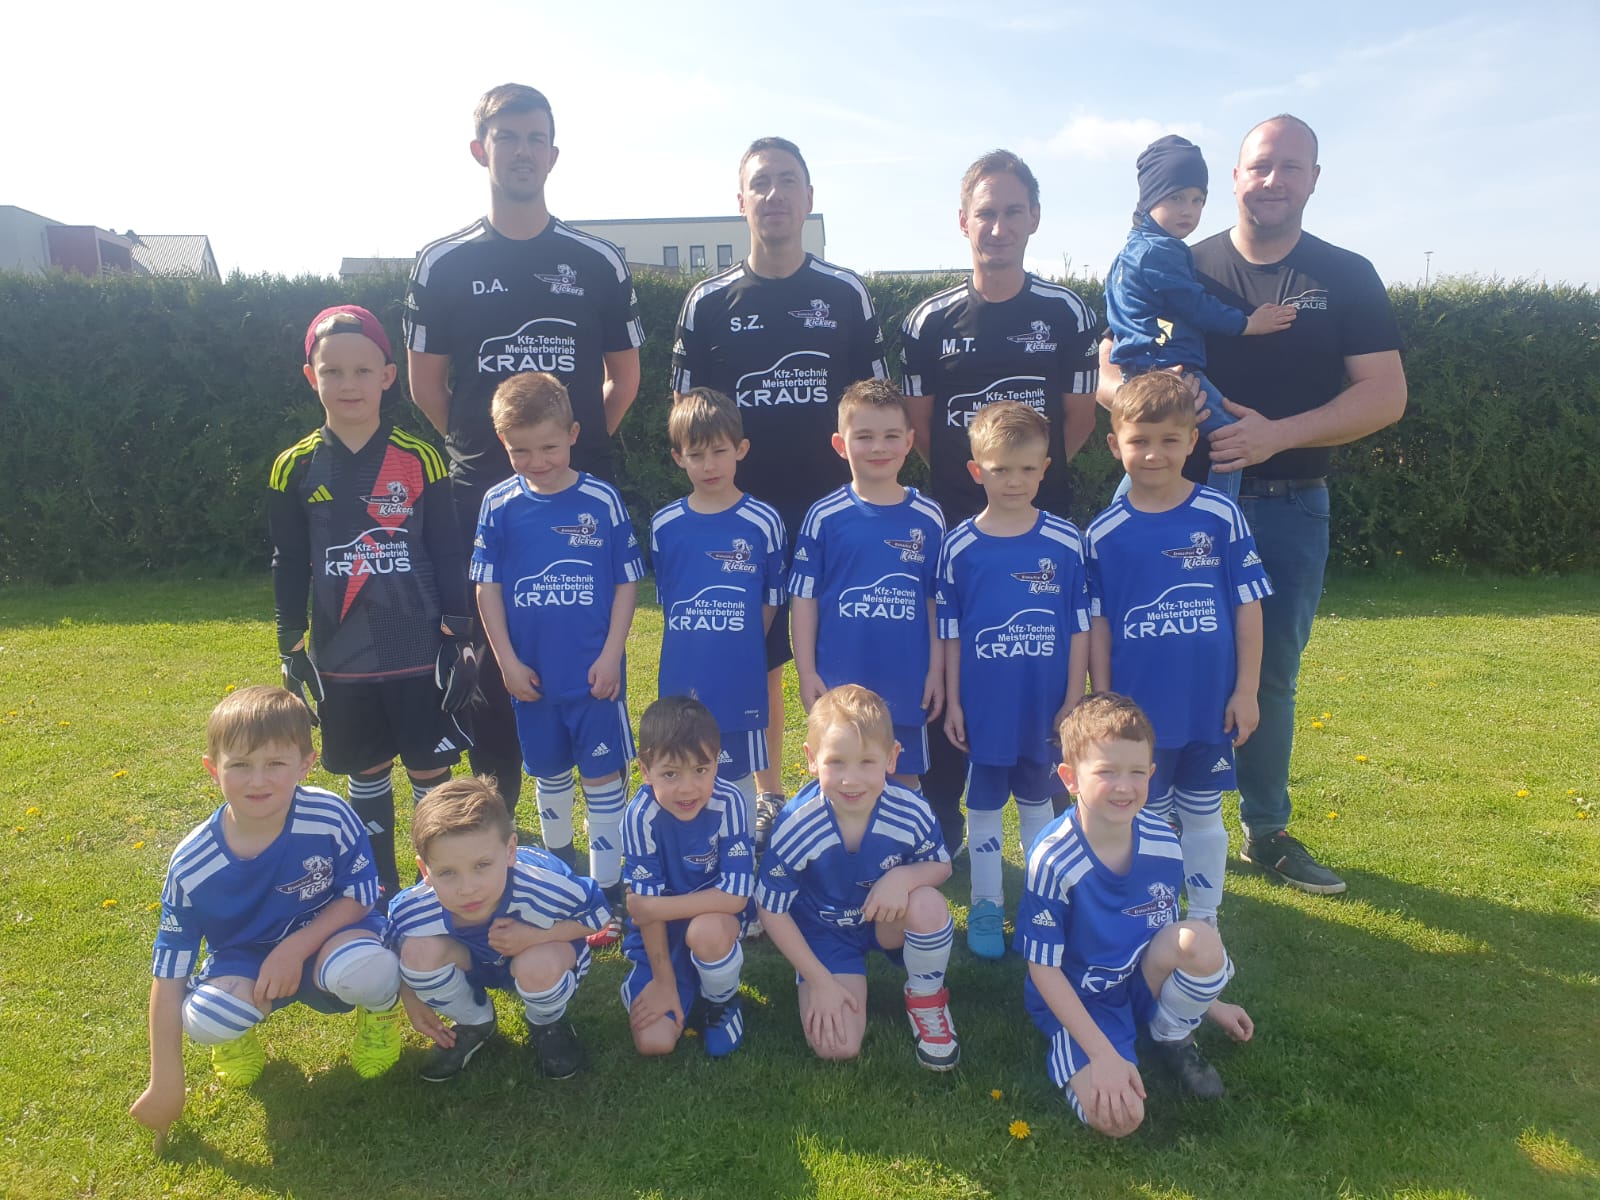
[916,840,934,855]
[159,912,183,933]
[879,854,904,871]
[974,837,1002,854]
[766,864,787,878]
[363,820,385,835]
[434,737,458,753]
[631,864,651,880]
[794,546,809,561]
[1210,757,1230,774]
[1031,909,1056,927]
[592,836,613,851]
[540,808,558,820]
[727,842,750,857]
[592,743,611,757]
[718,750,732,763]
[1186,872,1213,889]
[1241,550,1261,567]
[351,854,371,872]
[308,485,332,503]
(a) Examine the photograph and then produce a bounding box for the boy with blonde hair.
[471,372,645,947]
[132,687,401,1142]
[389,775,612,1081]
[937,401,1090,960]
[620,696,754,1058]
[790,379,945,788]
[756,684,959,1070]
[650,388,785,825]
[1086,370,1271,923]
[1019,694,1254,1135]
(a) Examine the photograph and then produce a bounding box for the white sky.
[6,0,1597,287]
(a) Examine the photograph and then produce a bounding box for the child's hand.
[130,1080,184,1143]
[804,973,861,1055]
[487,916,541,957]
[797,670,827,712]
[1052,695,1080,739]
[630,976,684,1033]
[588,651,622,701]
[943,702,968,753]
[253,944,307,1010]
[504,657,542,703]
[862,872,913,925]
[1243,302,1297,335]
[921,668,945,724]
[400,984,455,1048]
[1208,1000,1255,1042]
[1079,1053,1147,1137]
[1224,688,1260,747]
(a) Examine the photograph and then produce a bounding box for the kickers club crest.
[362,479,414,518]
[788,298,838,329]
[1006,319,1057,354]
[534,264,585,296]
[1122,881,1177,929]
[884,528,927,563]
[1162,532,1221,570]
[552,513,604,547]
[706,537,759,573]
[1011,557,1061,594]
[277,855,334,902]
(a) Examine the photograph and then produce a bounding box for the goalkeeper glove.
[277,629,324,724]
[436,615,480,713]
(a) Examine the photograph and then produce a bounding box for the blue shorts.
[512,693,635,779]
[618,918,699,1023]
[716,728,767,781]
[894,722,930,777]
[1153,740,1236,797]
[964,757,1062,812]
[1024,967,1158,1122]
[462,938,594,1004]
[792,912,905,981]
[195,912,387,1014]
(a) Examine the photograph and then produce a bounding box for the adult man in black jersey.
[901,149,1100,851]
[672,136,889,844]
[405,83,645,812]
[1099,115,1407,896]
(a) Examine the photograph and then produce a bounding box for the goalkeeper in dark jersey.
[270,306,478,905]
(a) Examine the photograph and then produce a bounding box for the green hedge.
[1,270,1594,584]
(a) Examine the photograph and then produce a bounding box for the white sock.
[517,970,578,1026]
[902,916,954,995]
[1016,797,1053,861]
[691,943,743,1005]
[317,939,400,1009]
[401,962,494,1026]
[1149,955,1233,1043]
[582,777,627,889]
[182,984,266,1044]
[1174,788,1227,921]
[967,808,1005,906]
[536,773,576,850]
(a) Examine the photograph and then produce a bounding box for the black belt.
[1236,476,1326,498]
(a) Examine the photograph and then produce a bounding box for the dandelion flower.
[224,684,237,694]
[1579,812,1589,821]
[1009,1120,1031,1140]
[1320,712,1331,721]
[102,899,118,909]
[1326,811,1339,820]
[147,901,161,911]
[58,721,70,727]
[1569,788,1578,796]
[991,1089,1003,1101]
[133,840,146,850]
[113,770,129,779]
[1311,721,1324,730]
[1355,755,1368,764]
[25,806,40,817]
[1516,789,1530,798]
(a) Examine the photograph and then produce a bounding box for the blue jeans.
[1112,368,1241,502]
[1233,483,1329,837]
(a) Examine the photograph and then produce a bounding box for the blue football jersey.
[387,845,611,968]
[936,512,1091,766]
[789,485,945,726]
[151,787,380,979]
[1016,807,1183,1000]
[650,496,785,732]
[754,780,948,929]
[471,472,646,701]
[1086,487,1273,747]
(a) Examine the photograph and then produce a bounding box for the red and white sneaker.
[585,913,623,949]
[904,985,960,1071]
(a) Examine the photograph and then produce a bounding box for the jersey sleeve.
[330,799,382,909]
[753,815,801,915]
[900,312,933,397]
[1016,850,1070,967]
[469,491,502,584]
[919,509,946,597]
[762,510,787,607]
[404,254,452,356]
[604,262,646,354]
[610,494,646,583]
[905,794,949,864]
[716,791,756,898]
[670,289,706,393]
[1056,294,1101,397]
[621,790,669,898]
[150,857,203,979]
[1066,529,1092,634]
[421,461,468,618]
[267,458,312,639]
[511,855,612,931]
[1085,528,1106,621]
[1338,253,1404,356]
[1225,504,1274,606]
[935,539,962,640]
[787,503,827,599]
[851,288,889,383]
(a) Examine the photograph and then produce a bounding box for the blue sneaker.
[966,899,1005,960]
[699,997,745,1058]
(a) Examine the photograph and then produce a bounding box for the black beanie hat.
[1136,135,1208,214]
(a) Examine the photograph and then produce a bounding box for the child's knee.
[685,912,739,958]
[905,886,952,930]
[512,945,573,992]
[631,1019,681,1058]
[319,938,400,1009]
[398,934,457,972]
[809,1034,862,1062]
[183,983,266,1045]
[1173,920,1225,972]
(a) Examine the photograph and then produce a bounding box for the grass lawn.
[1,572,1596,1200]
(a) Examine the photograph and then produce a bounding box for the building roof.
[128,234,219,280]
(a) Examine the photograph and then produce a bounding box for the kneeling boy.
[620,695,754,1058]
[756,684,959,1070]
[388,777,612,1082]
[132,686,402,1141]
[1017,693,1254,1137]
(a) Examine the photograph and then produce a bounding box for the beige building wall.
[568,214,825,271]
